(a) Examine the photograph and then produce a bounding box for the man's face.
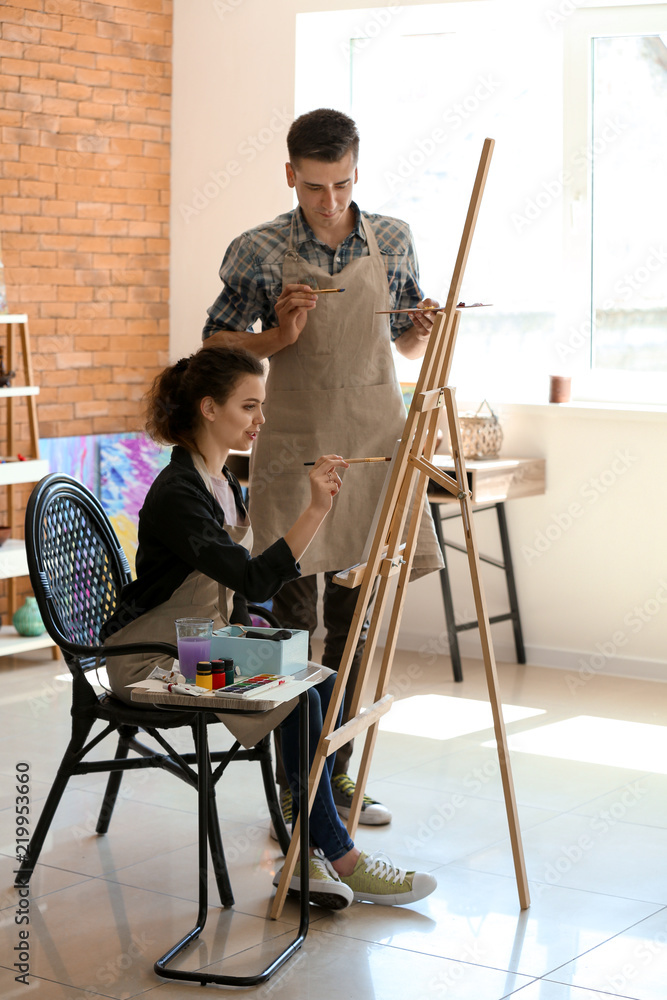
[285,152,358,234]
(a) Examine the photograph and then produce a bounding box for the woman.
[102,346,436,911]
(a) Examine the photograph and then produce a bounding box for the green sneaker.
[331,773,392,826]
[269,788,292,842]
[338,851,437,906]
[273,853,353,910]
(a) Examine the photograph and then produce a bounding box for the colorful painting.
[400,382,417,411]
[39,434,98,492]
[99,435,170,574]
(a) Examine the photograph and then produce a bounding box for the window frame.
[562,3,667,403]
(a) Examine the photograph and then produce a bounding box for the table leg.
[430,501,464,682]
[153,694,310,987]
[496,503,526,664]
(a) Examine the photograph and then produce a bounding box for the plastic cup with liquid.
[175,617,213,683]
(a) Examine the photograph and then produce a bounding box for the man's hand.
[274,283,318,348]
[394,298,441,360]
[410,297,440,338]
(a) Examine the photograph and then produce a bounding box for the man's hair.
[287,108,360,166]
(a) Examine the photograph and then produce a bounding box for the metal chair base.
[154,691,310,988]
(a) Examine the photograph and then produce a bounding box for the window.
[296,1,667,404]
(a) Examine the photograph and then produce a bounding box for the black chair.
[14,473,291,894]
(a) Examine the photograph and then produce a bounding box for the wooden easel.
[271,138,530,918]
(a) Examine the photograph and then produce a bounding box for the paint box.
[211,626,308,678]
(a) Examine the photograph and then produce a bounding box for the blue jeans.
[278,674,354,862]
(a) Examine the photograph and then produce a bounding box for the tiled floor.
[2,642,667,998]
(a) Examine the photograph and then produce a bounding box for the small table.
[130,674,318,988]
[428,456,546,682]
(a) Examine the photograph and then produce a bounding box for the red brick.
[56,352,93,369]
[40,403,75,421]
[19,250,58,268]
[56,80,92,101]
[20,179,56,199]
[62,17,99,37]
[0,24,42,44]
[20,77,58,97]
[59,286,95,302]
[23,45,63,63]
[0,74,20,94]
[14,216,58,234]
[77,202,112,220]
[39,62,78,84]
[59,217,95,235]
[96,21,132,42]
[23,9,61,29]
[5,92,43,112]
[20,145,57,165]
[39,302,77,319]
[2,126,40,146]
[41,96,78,116]
[41,200,77,218]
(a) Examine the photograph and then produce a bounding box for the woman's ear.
[199,396,216,422]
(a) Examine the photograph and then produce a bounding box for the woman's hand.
[308,454,349,513]
[283,454,348,562]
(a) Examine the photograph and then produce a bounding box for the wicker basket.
[458,400,503,460]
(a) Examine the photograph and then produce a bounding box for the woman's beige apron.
[105,522,252,704]
[248,214,442,579]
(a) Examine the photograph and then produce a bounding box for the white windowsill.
[493,400,667,422]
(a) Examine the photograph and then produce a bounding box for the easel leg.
[444,389,530,909]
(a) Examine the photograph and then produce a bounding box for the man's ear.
[285,161,296,188]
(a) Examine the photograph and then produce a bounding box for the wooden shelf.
[0,314,55,660]
[0,385,40,398]
[0,539,29,580]
[0,458,48,486]
[0,624,54,657]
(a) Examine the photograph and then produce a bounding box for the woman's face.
[207,373,266,455]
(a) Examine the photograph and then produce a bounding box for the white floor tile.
[3,647,667,999]
[548,906,667,1000]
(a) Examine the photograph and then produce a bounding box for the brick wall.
[0,0,172,445]
[0,0,172,616]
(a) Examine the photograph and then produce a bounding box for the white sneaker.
[331,773,392,826]
[273,852,353,910]
[338,851,436,906]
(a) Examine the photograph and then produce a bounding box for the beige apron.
[105,522,253,704]
[248,214,443,578]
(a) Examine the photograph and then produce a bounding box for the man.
[203,108,443,829]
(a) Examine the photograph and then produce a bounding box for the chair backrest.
[25,474,132,662]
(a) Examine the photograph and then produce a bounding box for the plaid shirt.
[202,203,423,342]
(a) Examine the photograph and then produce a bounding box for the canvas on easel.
[271,138,530,919]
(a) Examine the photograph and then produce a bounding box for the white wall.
[171,0,667,680]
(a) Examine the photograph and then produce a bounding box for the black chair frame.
[14,474,291,901]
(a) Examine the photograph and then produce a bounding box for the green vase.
[13,596,45,637]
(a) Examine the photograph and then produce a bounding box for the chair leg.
[96,726,138,835]
[207,786,234,908]
[258,734,291,854]
[15,714,96,886]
